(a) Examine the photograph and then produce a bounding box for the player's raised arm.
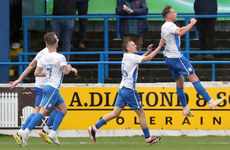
[9,58,37,89]
[141,44,153,56]
[175,18,197,36]
[141,38,164,62]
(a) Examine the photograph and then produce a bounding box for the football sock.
[24,128,30,134]
[21,113,35,130]
[208,99,214,105]
[27,113,44,131]
[46,109,59,127]
[183,106,189,111]
[193,81,211,103]
[49,130,56,136]
[43,125,49,133]
[95,118,106,129]
[92,125,97,131]
[177,87,187,108]
[142,127,150,139]
[18,129,23,137]
[52,111,66,131]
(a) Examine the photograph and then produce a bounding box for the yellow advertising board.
[59,87,230,130]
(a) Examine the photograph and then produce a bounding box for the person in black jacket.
[194,0,217,60]
[51,0,77,61]
[76,0,89,49]
[10,0,22,49]
[116,0,148,51]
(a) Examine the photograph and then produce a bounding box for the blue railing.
[23,13,230,56]
[0,13,226,83]
[14,50,230,83]
[22,13,230,79]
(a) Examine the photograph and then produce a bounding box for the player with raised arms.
[88,38,164,146]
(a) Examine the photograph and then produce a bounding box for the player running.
[89,38,164,146]
[20,32,77,146]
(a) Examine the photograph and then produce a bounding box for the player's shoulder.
[123,53,141,61]
[163,21,176,27]
[124,53,138,58]
[53,53,66,62]
[35,47,49,59]
[56,52,65,58]
[37,47,49,55]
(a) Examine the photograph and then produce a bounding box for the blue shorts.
[34,87,44,107]
[166,56,195,81]
[41,85,65,110]
[115,86,142,110]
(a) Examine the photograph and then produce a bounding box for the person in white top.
[21,32,77,146]
[88,39,164,146]
[161,5,224,117]
[10,47,62,146]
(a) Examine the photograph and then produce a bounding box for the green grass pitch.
[2,134,230,150]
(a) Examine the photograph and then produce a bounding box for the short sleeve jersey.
[37,52,67,90]
[161,22,182,58]
[34,48,49,88]
[119,53,143,90]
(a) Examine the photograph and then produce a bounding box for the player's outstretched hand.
[147,44,153,52]
[71,68,78,76]
[9,80,19,89]
[67,64,78,76]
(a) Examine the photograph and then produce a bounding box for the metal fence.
[0,92,18,127]
[1,13,230,83]
[15,51,230,83]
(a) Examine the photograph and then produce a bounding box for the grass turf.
[1,134,230,150]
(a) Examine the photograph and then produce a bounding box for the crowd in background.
[10,0,217,61]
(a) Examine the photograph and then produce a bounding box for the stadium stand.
[9,16,230,84]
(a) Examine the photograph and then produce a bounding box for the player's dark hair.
[44,32,57,46]
[162,5,172,18]
[122,40,133,52]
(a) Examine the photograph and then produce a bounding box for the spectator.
[51,0,77,61]
[76,0,89,49]
[116,0,148,51]
[194,0,217,60]
[10,0,22,49]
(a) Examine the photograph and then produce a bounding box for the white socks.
[18,129,23,137]
[24,128,30,134]
[93,125,98,131]
[208,99,214,105]
[43,125,49,133]
[183,106,189,111]
[49,130,56,137]
[145,136,151,141]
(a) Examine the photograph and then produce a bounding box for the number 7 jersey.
[37,52,67,90]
